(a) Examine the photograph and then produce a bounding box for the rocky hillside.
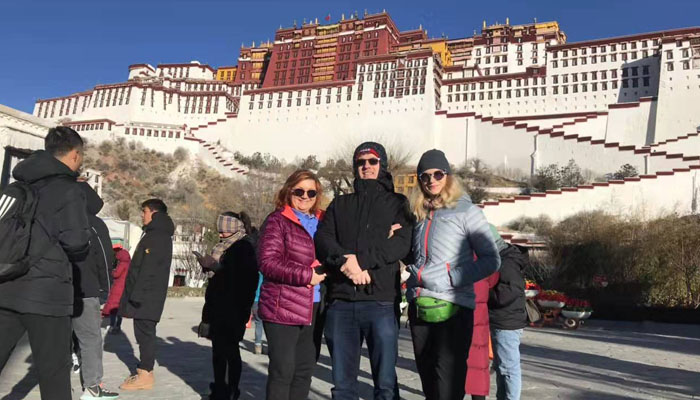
[83,138,280,227]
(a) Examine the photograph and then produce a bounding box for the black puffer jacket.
[119,212,174,322]
[315,143,413,303]
[488,244,529,330]
[73,182,114,302]
[0,150,91,316]
[202,236,259,339]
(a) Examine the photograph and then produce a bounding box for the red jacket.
[465,272,499,396]
[102,248,131,316]
[257,206,322,326]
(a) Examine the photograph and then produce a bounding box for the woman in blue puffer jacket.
[406,149,501,400]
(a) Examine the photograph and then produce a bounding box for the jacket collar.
[352,169,395,193]
[280,205,324,227]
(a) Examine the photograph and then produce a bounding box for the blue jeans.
[325,300,399,400]
[252,301,265,345]
[491,328,523,400]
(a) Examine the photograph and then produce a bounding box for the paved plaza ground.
[1,297,699,400]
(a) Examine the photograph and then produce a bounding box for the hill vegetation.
[83,138,281,228]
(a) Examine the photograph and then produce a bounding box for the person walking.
[118,199,174,391]
[72,181,118,399]
[488,226,529,400]
[315,142,413,400]
[198,211,259,400]
[258,170,326,400]
[103,243,131,334]
[405,149,500,400]
[0,126,91,400]
[251,272,265,355]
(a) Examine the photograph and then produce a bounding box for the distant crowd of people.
[0,126,529,400]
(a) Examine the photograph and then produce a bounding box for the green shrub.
[543,212,700,308]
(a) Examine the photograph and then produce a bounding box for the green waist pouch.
[415,296,460,323]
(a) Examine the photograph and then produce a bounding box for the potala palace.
[5,11,700,226]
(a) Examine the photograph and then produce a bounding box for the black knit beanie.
[417,149,451,176]
[353,141,389,170]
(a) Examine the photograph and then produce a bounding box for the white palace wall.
[604,99,657,146]
[229,88,438,162]
[482,168,700,226]
[654,38,700,143]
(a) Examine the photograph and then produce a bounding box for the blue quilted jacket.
[406,195,501,309]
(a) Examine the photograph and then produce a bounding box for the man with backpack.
[0,126,91,400]
[488,225,529,400]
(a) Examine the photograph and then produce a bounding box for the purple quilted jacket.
[257,206,322,326]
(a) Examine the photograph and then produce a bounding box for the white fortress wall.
[535,133,646,174]
[553,113,608,141]
[654,38,700,143]
[229,91,437,162]
[434,112,469,166]
[603,98,657,146]
[470,116,535,175]
[482,168,700,226]
[651,133,700,155]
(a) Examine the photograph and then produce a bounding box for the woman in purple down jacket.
[258,169,326,400]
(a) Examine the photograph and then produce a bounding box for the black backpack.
[0,181,44,282]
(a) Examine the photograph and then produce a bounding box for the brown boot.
[120,368,155,390]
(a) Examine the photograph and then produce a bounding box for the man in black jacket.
[119,198,174,391]
[0,127,91,400]
[488,232,528,400]
[72,182,118,399]
[316,142,413,400]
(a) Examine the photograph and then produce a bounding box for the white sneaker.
[72,352,81,374]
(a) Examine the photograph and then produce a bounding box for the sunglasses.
[419,170,447,184]
[355,158,380,168]
[291,189,317,198]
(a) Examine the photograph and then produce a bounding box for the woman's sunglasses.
[355,158,380,168]
[419,170,447,184]
[291,189,317,198]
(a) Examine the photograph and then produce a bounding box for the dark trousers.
[0,308,72,400]
[325,300,399,400]
[409,304,474,400]
[312,303,326,362]
[134,319,157,371]
[263,303,319,400]
[109,309,122,329]
[210,323,246,400]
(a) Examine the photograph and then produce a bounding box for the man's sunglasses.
[355,158,380,168]
[291,189,317,198]
[419,170,447,184]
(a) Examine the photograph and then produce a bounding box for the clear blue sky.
[1,0,698,113]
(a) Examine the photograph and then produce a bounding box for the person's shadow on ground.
[1,353,37,400]
[105,331,268,399]
[103,329,139,376]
